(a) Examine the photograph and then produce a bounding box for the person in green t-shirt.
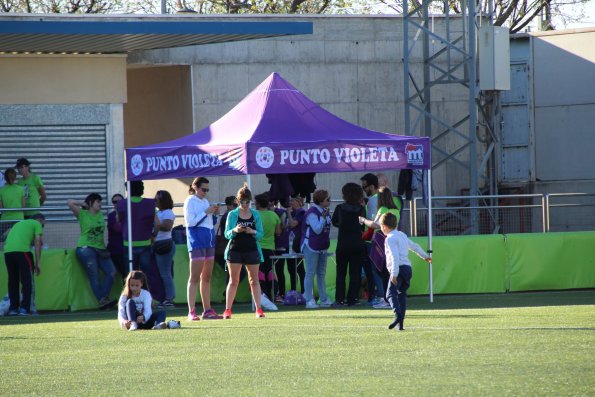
[68,193,116,308]
[359,186,402,308]
[0,168,26,241]
[16,158,46,218]
[254,193,281,301]
[3,213,44,316]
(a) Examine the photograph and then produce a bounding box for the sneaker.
[18,308,30,316]
[152,322,168,330]
[318,298,333,307]
[202,309,223,320]
[255,308,265,318]
[98,297,111,307]
[187,309,200,321]
[368,297,383,306]
[373,301,392,309]
[305,300,319,309]
[274,295,285,303]
[167,320,181,329]
[388,317,404,331]
[260,293,279,311]
[129,322,138,331]
[331,301,346,308]
[223,309,232,319]
[157,300,175,309]
[7,309,18,316]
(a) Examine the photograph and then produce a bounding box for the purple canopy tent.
[125,73,435,300]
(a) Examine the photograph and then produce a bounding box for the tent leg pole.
[427,169,433,303]
[126,180,134,274]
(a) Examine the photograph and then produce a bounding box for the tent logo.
[405,143,424,165]
[130,154,144,176]
[255,146,275,169]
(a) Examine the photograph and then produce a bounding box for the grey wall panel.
[534,103,595,181]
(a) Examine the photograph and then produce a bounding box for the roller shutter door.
[0,125,108,220]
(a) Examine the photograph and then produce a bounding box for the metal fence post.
[544,193,550,232]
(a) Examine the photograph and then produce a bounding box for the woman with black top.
[331,183,367,307]
[222,183,266,319]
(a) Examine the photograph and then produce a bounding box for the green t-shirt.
[374,206,400,224]
[3,219,43,253]
[0,184,25,220]
[258,210,280,250]
[77,209,106,249]
[18,172,44,216]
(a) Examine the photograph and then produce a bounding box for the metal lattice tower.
[403,0,499,234]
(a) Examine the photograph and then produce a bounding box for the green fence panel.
[67,250,123,311]
[507,232,595,292]
[409,235,507,295]
[0,249,69,310]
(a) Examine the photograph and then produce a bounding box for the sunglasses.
[200,188,209,193]
[240,200,251,205]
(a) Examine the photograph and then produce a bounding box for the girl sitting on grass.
[118,270,173,331]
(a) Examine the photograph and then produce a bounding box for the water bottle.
[288,231,295,255]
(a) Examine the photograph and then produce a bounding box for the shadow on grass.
[1,290,593,326]
[409,290,595,311]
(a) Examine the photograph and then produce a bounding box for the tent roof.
[126,73,431,180]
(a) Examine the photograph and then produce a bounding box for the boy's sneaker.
[223,309,232,319]
[18,308,30,316]
[318,298,333,307]
[255,308,265,318]
[167,320,181,329]
[7,309,18,316]
[129,322,138,331]
[305,300,319,309]
[152,322,168,330]
[187,309,200,321]
[202,309,223,320]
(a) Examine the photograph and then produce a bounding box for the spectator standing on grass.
[68,193,116,308]
[286,196,306,293]
[3,213,44,316]
[222,183,266,319]
[153,190,176,309]
[331,183,366,307]
[271,198,291,301]
[379,212,431,331]
[107,193,126,279]
[118,270,169,331]
[215,196,244,288]
[360,173,384,305]
[360,186,402,309]
[16,158,46,218]
[184,177,222,321]
[301,189,333,309]
[0,168,25,241]
[255,193,281,301]
[116,180,155,274]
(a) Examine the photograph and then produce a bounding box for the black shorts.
[227,250,261,265]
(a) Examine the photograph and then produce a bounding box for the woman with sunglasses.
[183,177,221,321]
[302,189,333,309]
[222,183,266,319]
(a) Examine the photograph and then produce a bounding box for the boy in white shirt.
[379,212,431,330]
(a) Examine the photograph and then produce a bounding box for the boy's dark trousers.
[4,252,33,312]
[386,265,413,324]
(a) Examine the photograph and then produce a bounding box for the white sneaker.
[129,322,138,331]
[373,301,392,309]
[167,320,181,329]
[260,293,279,311]
[318,298,333,307]
[305,300,319,309]
[152,322,167,330]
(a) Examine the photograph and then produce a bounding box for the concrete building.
[0,15,593,245]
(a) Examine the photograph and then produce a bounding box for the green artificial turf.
[1,291,594,396]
